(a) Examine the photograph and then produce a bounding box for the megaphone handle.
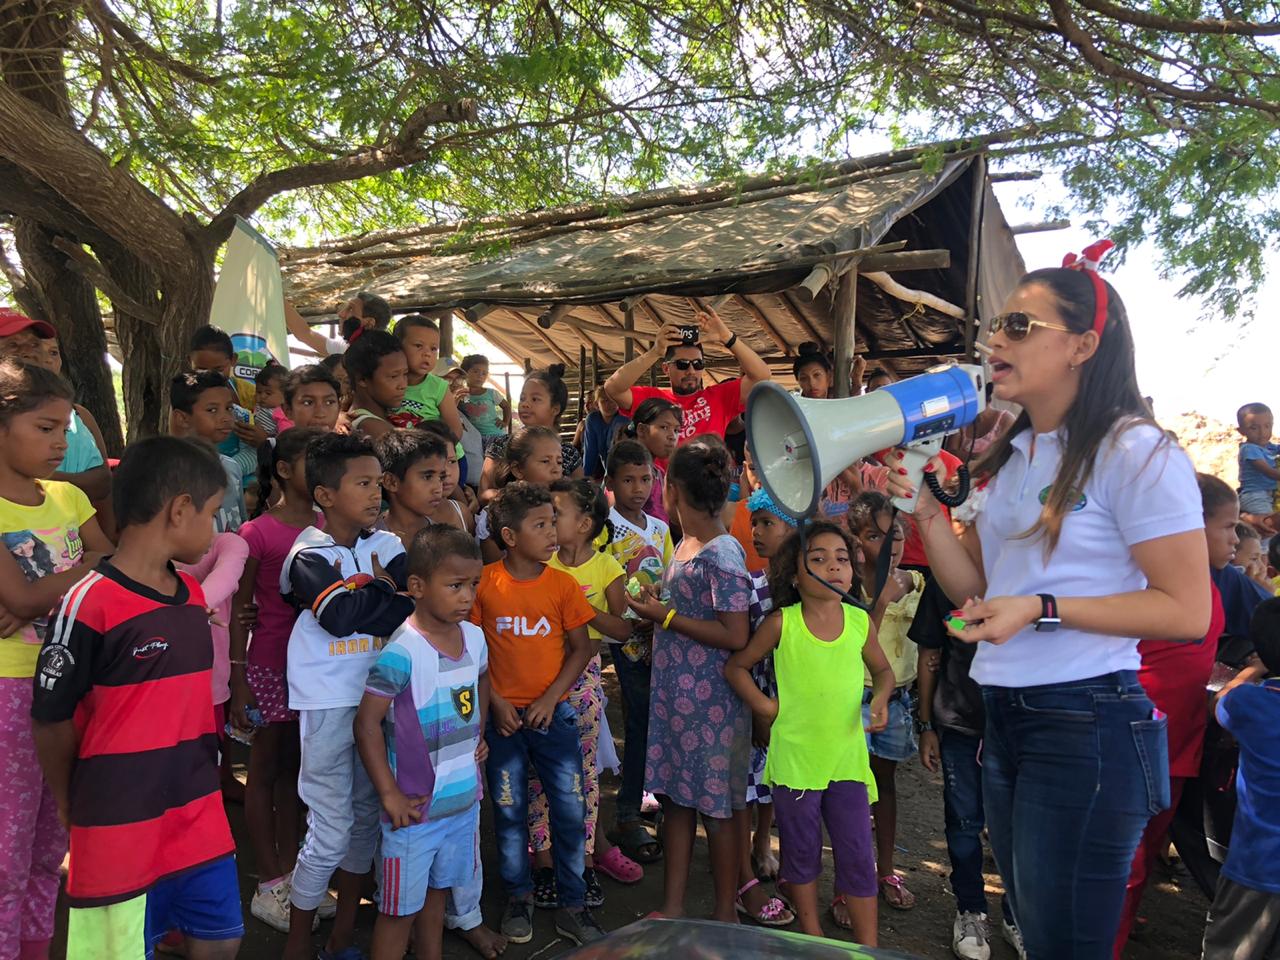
[890,436,944,516]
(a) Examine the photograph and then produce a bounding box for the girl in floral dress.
[627,434,760,922]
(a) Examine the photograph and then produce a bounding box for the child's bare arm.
[863,622,896,701]
[590,576,633,642]
[32,720,78,829]
[725,612,781,716]
[355,692,424,829]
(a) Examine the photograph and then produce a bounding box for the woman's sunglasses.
[670,358,705,371]
[988,311,1074,341]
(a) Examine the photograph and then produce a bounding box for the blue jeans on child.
[608,644,651,825]
[939,728,1012,922]
[485,700,587,908]
[981,672,1168,959]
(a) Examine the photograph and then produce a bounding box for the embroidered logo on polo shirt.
[37,645,75,689]
[131,638,169,660]
[1038,486,1088,512]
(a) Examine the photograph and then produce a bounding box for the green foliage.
[31,0,1280,316]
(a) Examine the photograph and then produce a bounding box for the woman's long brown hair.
[972,268,1160,555]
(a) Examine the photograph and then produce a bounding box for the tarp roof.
[281,148,1026,382]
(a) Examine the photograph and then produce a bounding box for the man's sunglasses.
[988,311,1074,341]
[670,358,705,371]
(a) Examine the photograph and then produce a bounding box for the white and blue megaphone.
[746,364,987,520]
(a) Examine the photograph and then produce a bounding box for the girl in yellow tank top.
[726,520,895,944]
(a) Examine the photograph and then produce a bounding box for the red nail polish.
[923,464,935,474]
[898,468,908,476]
[905,492,913,499]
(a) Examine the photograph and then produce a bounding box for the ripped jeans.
[485,700,587,909]
[982,672,1169,959]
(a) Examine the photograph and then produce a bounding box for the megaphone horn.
[745,364,986,520]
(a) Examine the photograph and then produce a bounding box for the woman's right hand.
[880,449,947,520]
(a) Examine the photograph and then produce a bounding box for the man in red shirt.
[604,311,771,447]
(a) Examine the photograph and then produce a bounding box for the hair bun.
[547,363,566,379]
[797,341,822,357]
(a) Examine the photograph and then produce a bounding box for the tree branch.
[1046,0,1280,117]
[50,235,161,324]
[0,81,197,274]
[1074,0,1280,37]
[206,97,479,239]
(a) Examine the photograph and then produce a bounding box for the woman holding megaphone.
[884,246,1210,959]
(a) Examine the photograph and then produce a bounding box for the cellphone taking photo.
[678,325,700,345]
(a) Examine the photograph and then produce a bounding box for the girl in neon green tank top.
[727,521,895,944]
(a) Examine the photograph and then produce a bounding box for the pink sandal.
[595,845,644,884]
[735,878,795,928]
[879,874,916,910]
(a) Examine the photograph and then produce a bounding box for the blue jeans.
[485,700,587,908]
[982,672,1169,959]
[608,644,651,825]
[939,728,1012,922]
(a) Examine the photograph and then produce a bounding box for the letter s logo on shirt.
[494,616,552,636]
[452,684,476,720]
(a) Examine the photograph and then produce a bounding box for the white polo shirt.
[972,420,1202,687]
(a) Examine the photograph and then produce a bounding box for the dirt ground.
[53,665,1210,959]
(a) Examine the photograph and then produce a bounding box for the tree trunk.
[12,218,125,454]
[103,242,214,439]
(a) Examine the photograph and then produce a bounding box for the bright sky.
[993,178,1277,425]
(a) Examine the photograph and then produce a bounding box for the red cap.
[0,308,55,340]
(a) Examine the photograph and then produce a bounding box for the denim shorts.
[862,687,917,762]
[1239,489,1276,516]
[379,804,479,917]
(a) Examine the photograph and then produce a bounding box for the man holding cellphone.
[604,310,771,447]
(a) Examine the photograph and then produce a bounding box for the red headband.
[1061,239,1114,338]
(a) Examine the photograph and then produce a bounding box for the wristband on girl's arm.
[662,608,677,629]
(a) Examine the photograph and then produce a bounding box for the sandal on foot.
[830,894,854,931]
[532,867,558,909]
[735,877,795,928]
[607,821,662,864]
[595,845,644,884]
[879,874,916,910]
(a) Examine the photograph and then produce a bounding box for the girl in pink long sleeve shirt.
[179,531,250,716]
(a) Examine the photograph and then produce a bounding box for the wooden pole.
[591,342,600,392]
[578,345,587,422]
[833,267,860,399]
[439,310,453,364]
[964,154,987,362]
[624,306,635,364]
[504,371,513,434]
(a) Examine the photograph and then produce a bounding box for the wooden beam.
[578,345,587,422]
[965,155,987,361]
[463,302,501,324]
[1010,219,1071,236]
[832,267,859,399]
[439,310,453,362]
[858,249,951,273]
[509,309,575,367]
[989,170,1041,183]
[623,306,636,364]
[776,291,826,345]
[863,272,965,319]
[536,304,573,329]
[726,295,790,356]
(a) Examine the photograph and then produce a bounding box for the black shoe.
[532,866,559,909]
[583,867,605,909]
[500,896,534,944]
[555,906,606,945]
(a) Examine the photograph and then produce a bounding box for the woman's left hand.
[946,595,1041,645]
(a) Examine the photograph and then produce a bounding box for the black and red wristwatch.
[1035,593,1061,633]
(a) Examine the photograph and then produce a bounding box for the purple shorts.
[246,664,297,724]
[772,780,876,897]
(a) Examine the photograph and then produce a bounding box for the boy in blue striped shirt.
[355,526,492,960]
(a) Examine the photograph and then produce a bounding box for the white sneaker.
[250,882,293,933]
[952,911,991,960]
[1002,919,1027,960]
[317,889,339,920]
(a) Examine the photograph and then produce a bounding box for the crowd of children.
[1,283,1279,960]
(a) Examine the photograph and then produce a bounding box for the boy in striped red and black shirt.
[32,436,242,960]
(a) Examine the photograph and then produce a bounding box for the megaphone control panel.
[880,364,984,448]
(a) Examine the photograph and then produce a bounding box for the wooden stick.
[537,304,573,329]
[989,170,1042,182]
[965,155,987,361]
[1010,219,1071,235]
[832,269,859,399]
[863,271,965,319]
[858,249,951,273]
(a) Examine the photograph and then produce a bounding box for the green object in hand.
[947,615,969,633]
